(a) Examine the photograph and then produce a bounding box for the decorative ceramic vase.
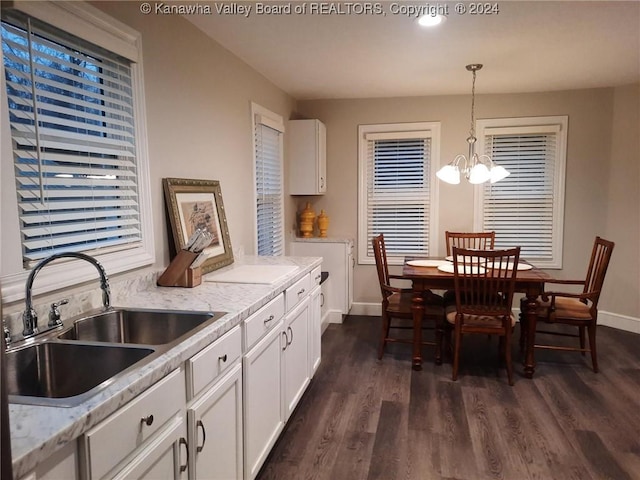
[299,202,316,238]
[317,210,329,237]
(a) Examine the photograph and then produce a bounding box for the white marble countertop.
[8,255,321,478]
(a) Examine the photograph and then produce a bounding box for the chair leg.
[452,324,462,381]
[579,326,586,356]
[588,323,598,373]
[505,329,514,386]
[519,313,528,353]
[435,321,443,366]
[378,313,390,359]
[498,336,505,364]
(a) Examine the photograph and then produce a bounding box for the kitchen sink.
[5,341,154,407]
[57,307,224,346]
[7,307,227,407]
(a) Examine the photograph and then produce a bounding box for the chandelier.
[436,64,510,185]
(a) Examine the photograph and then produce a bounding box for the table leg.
[523,293,538,378]
[411,286,424,371]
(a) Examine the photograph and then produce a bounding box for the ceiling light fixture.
[418,14,445,27]
[436,64,510,185]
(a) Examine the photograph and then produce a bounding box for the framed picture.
[162,178,234,273]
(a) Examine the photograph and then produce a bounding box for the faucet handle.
[48,299,69,327]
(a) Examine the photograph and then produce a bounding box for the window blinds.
[482,130,558,262]
[254,117,284,256]
[2,17,140,265]
[365,134,431,259]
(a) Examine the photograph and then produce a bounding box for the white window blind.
[254,113,284,256]
[358,123,440,265]
[2,15,141,266]
[476,118,567,268]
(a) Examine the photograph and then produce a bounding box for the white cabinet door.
[309,284,322,376]
[283,297,310,420]
[188,363,242,480]
[243,319,284,480]
[81,368,186,480]
[289,119,326,195]
[111,415,188,480]
[22,439,78,480]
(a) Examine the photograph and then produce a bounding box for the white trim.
[7,0,141,61]
[598,311,640,334]
[474,116,568,269]
[357,122,440,266]
[352,302,640,335]
[0,1,154,304]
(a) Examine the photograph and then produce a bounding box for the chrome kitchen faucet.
[22,252,111,338]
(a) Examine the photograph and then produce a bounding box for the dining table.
[401,257,555,377]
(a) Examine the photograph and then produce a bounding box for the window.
[475,116,568,268]
[1,2,152,303]
[252,103,285,256]
[358,122,440,265]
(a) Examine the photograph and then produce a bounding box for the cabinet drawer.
[187,325,242,399]
[285,274,310,312]
[310,266,322,287]
[83,368,185,480]
[244,294,285,351]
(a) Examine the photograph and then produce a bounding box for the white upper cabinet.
[289,119,327,195]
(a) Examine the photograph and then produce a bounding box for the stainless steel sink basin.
[7,307,227,407]
[5,342,154,407]
[57,307,223,345]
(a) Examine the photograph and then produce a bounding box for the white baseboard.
[351,302,640,335]
[598,311,640,334]
[350,302,381,317]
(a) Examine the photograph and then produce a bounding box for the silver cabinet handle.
[282,330,289,351]
[196,420,206,453]
[287,326,293,346]
[297,288,306,296]
[179,437,189,473]
[140,414,154,426]
[263,314,274,325]
[320,292,325,307]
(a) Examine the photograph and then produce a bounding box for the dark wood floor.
[257,315,640,480]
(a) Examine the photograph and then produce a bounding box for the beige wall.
[1,3,637,321]
[92,2,297,265]
[296,86,639,318]
[602,84,640,316]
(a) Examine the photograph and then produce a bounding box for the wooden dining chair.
[521,236,614,372]
[446,246,521,385]
[443,231,497,306]
[445,231,496,256]
[372,234,444,363]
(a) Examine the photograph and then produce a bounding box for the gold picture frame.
[162,178,234,274]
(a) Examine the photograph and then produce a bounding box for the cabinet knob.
[218,354,228,362]
[140,414,154,426]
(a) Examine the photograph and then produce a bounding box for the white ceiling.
[187,1,640,100]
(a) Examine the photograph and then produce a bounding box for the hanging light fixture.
[436,64,510,185]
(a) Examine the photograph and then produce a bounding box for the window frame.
[0,1,154,303]
[357,122,440,265]
[473,115,568,269]
[250,102,285,256]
